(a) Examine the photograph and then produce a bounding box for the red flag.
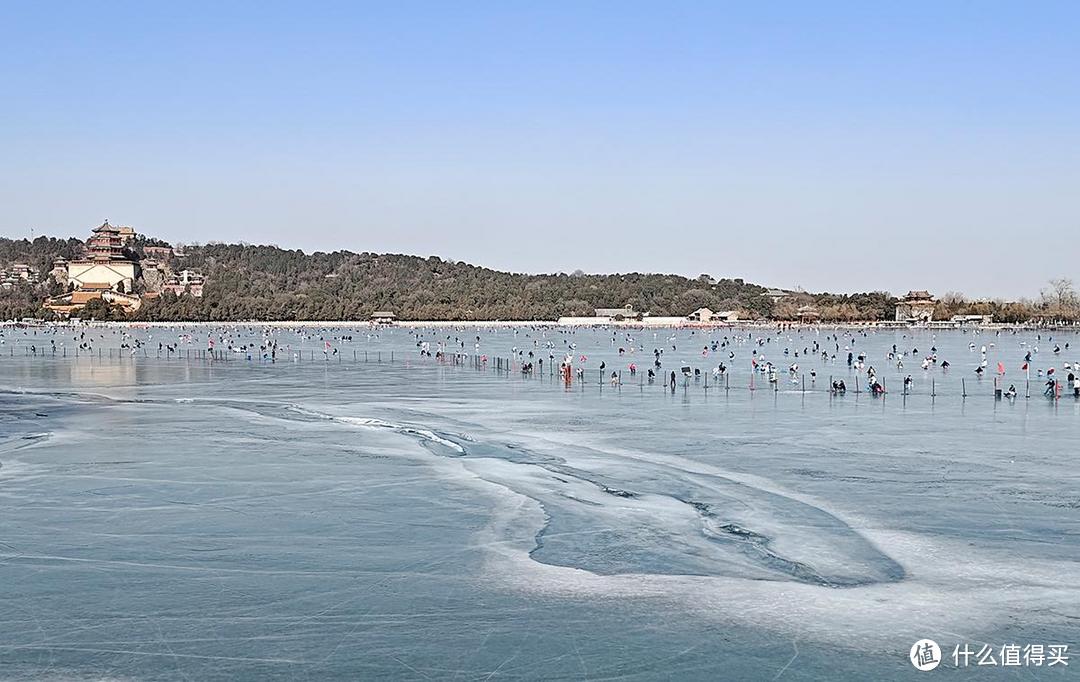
[1021,362,1028,371]
[997,362,1005,375]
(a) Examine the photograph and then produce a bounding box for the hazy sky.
[2,1,1077,298]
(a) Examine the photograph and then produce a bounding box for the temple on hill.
[44,220,143,316]
[162,269,205,297]
[65,220,140,291]
[894,290,936,323]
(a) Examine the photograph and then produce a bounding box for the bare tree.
[1042,278,1078,307]
[1040,278,1080,321]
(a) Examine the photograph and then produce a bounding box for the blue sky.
[2,1,1077,298]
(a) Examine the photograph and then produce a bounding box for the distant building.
[51,258,68,283]
[797,305,821,323]
[162,269,205,297]
[687,307,713,322]
[895,290,936,323]
[66,220,139,291]
[11,262,39,282]
[594,304,642,321]
[43,220,144,316]
[139,259,167,292]
[44,282,143,316]
[951,314,993,326]
[1,262,41,288]
[764,289,789,302]
[143,245,174,260]
[371,311,396,324]
[116,225,137,244]
[686,307,739,323]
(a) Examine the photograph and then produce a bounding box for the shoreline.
[4,319,1077,331]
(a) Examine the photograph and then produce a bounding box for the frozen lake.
[1,324,1079,679]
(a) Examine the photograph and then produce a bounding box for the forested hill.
[146,244,774,321]
[2,236,1066,324]
[1,236,788,321]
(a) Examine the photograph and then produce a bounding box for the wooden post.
[962,378,967,399]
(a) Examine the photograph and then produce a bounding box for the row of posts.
[12,345,395,364]
[485,357,1065,402]
[469,354,1057,401]
[7,345,1063,401]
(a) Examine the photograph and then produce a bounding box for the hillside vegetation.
[4,235,1073,323]
[2,237,777,321]
[138,244,774,321]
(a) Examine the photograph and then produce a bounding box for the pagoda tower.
[86,220,128,261]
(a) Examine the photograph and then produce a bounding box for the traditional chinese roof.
[70,290,104,304]
[92,220,120,234]
[594,305,636,317]
[902,290,934,300]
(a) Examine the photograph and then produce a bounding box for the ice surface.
[1,324,1079,679]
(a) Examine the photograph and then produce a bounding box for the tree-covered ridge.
[0,235,779,321]
[5,235,1074,323]
[0,236,81,320]
[141,243,774,321]
[0,235,84,272]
